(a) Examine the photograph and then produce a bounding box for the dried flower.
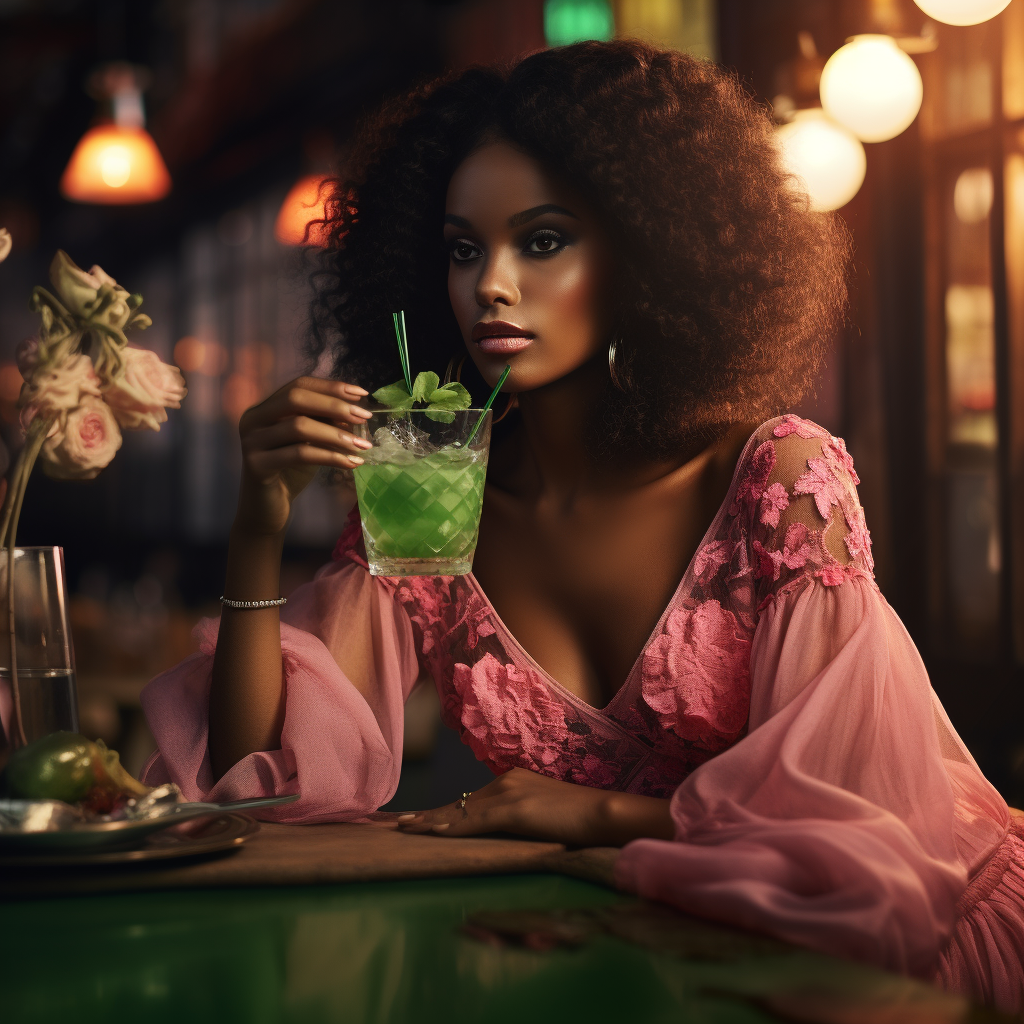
[19,354,102,433]
[49,251,132,331]
[15,337,39,377]
[39,397,123,480]
[103,346,187,431]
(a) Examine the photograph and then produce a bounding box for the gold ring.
[459,791,472,812]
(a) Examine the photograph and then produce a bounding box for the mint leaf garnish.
[373,375,472,421]
[372,382,415,410]
[411,371,439,403]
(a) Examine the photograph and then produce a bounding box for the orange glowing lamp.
[60,125,171,204]
[274,174,333,246]
[60,63,171,205]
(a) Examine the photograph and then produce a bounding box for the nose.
[474,250,520,309]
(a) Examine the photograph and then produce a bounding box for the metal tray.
[0,793,297,853]
[0,813,260,867]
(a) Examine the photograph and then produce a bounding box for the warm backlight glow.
[954,167,994,224]
[173,337,229,377]
[60,125,171,204]
[820,35,923,143]
[913,0,1012,25]
[274,174,333,246]
[776,109,867,212]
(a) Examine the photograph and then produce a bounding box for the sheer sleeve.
[615,416,1010,977]
[140,539,420,823]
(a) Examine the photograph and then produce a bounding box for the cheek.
[533,253,609,350]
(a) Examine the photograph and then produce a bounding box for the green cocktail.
[352,409,491,576]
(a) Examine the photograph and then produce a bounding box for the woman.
[142,42,1024,1010]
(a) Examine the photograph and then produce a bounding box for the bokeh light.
[820,35,923,143]
[954,167,994,224]
[913,0,1012,26]
[544,0,614,46]
[59,125,171,204]
[173,337,229,376]
[274,174,333,247]
[776,108,867,212]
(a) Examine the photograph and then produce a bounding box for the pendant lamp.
[819,35,923,143]
[776,108,867,212]
[912,0,1012,25]
[60,64,171,205]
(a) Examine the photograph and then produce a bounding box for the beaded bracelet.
[219,596,288,610]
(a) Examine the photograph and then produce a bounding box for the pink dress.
[141,415,1024,1011]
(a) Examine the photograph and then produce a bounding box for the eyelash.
[446,229,569,263]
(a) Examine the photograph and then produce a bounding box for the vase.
[0,546,79,749]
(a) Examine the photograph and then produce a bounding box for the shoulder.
[730,415,874,596]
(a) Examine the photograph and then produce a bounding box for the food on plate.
[1,731,150,813]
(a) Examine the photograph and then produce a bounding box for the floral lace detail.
[640,599,751,750]
[336,416,876,799]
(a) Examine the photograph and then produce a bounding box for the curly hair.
[309,40,850,457]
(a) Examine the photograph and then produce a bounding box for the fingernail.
[349,456,364,466]
[432,823,450,831]
[352,437,373,450]
[397,813,416,821]
[351,407,373,420]
[344,384,369,397]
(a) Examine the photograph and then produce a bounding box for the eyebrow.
[443,204,580,231]
[508,204,578,227]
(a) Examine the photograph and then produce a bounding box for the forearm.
[209,525,287,781]
[588,790,675,846]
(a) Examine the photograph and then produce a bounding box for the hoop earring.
[492,393,519,424]
[444,353,467,385]
[608,336,626,392]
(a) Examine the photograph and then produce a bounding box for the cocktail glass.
[352,409,491,576]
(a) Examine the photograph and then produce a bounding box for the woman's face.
[444,141,613,392]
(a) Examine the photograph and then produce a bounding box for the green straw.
[393,311,412,394]
[463,364,511,448]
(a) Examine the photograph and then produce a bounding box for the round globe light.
[820,35,923,143]
[776,109,867,212]
[913,0,1011,26]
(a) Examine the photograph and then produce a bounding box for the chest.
[471,484,714,708]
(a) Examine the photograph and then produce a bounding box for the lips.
[472,320,534,355]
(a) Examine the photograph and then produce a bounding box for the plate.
[0,813,259,867]
[0,793,298,854]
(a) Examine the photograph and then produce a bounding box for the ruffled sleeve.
[615,416,1011,977]
[140,528,420,823]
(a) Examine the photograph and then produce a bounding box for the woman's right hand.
[235,376,373,537]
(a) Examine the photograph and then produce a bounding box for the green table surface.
[0,872,999,1024]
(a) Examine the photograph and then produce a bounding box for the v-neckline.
[463,422,767,717]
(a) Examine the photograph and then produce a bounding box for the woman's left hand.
[396,767,674,847]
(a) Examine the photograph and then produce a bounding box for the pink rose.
[19,354,102,432]
[40,397,122,480]
[103,346,187,431]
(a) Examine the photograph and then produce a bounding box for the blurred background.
[0,0,1021,806]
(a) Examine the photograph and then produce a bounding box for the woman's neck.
[496,354,719,503]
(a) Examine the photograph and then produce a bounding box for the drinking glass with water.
[0,546,78,747]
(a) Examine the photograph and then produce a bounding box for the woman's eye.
[449,240,481,262]
[525,231,565,256]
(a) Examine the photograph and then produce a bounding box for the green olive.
[3,731,102,803]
